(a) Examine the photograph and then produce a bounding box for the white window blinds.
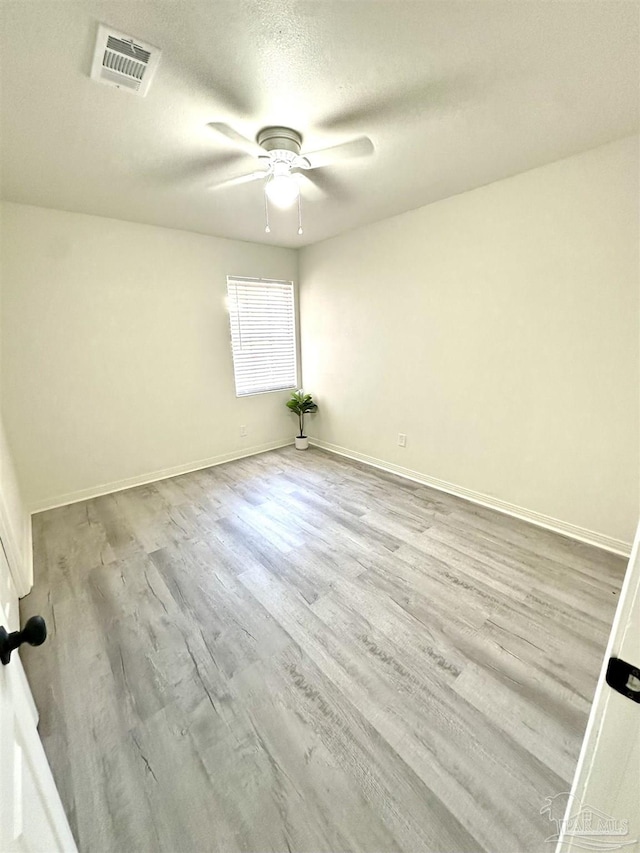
[227,277,298,397]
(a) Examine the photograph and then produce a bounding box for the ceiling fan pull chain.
[297,192,303,236]
[264,184,271,234]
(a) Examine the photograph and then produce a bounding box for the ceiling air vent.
[90,24,161,97]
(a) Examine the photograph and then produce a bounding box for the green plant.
[286,390,318,437]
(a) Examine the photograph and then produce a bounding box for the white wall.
[300,136,639,548]
[0,203,298,509]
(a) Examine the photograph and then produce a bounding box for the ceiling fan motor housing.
[257,127,303,156]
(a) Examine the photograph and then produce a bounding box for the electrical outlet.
[239,425,247,437]
[398,433,407,447]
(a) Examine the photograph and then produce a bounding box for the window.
[227,276,298,397]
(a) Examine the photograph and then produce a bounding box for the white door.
[0,538,77,853]
[554,520,640,852]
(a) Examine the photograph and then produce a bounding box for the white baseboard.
[30,439,293,514]
[29,435,632,557]
[309,438,632,557]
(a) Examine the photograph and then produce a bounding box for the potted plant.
[286,390,318,450]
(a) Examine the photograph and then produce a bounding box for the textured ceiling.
[0,1,638,248]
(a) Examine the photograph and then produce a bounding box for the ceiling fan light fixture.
[207,123,373,237]
[265,174,299,208]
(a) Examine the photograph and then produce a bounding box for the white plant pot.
[295,436,309,450]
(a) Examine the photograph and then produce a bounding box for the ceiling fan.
[205,123,374,234]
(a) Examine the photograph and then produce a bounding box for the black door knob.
[0,616,47,665]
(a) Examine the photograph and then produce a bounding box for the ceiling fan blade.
[206,123,265,157]
[302,136,374,170]
[208,170,267,191]
[319,73,481,131]
[295,169,348,201]
[294,172,326,201]
[149,151,246,186]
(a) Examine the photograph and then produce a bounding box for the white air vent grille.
[91,24,161,97]
[106,36,151,64]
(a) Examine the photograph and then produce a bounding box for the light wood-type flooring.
[20,447,626,853]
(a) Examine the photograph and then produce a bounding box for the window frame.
[226,275,300,398]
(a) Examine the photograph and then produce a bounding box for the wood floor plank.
[238,561,565,852]
[19,446,626,853]
[230,645,479,853]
